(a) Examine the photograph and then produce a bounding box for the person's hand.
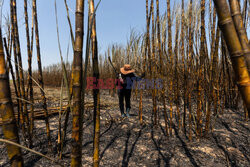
[116,73,119,78]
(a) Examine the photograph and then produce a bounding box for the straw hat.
[120,64,135,75]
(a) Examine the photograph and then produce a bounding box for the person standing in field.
[117,64,145,118]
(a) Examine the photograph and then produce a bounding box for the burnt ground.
[0,87,250,167]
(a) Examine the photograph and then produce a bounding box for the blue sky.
[0,0,167,70]
[0,0,249,70]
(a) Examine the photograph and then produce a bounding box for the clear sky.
[0,0,249,70]
[0,0,167,70]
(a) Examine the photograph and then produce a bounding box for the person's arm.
[140,72,146,78]
[133,72,145,81]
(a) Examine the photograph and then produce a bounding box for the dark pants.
[118,89,131,115]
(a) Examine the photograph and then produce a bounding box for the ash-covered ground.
[0,87,250,167]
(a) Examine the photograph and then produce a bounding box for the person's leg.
[118,89,125,117]
[125,90,132,117]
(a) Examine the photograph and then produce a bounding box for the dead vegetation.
[0,0,250,166]
[0,87,249,166]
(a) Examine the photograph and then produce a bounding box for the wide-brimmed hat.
[120,64,135,75]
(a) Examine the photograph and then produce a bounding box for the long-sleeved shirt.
[119,72,143,90]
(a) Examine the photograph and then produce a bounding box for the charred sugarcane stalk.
[139,0,149,124]
[188,0,193,140]
[89,0,101,166]
[24,0,35,139]
[0,28,24,167]
[156,0,168,131]
[139,0,152,124]
[167,0,173,135]
[33,0,51,148]
[151,0,158,126]
[10,6,23,132]
[213,0,250,114]
[196,0,206,137]
[205,26,220,135]
[156,0,163,127]
[181,0,186,134]
[12,0,32,146]
[229,0,250,72]
[174,13,181,130]
[3,38,19,123]
[71,0,84,166]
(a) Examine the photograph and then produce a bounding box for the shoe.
[121,113,126,118]
[126,108,130,118]
[126,113,130,118]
